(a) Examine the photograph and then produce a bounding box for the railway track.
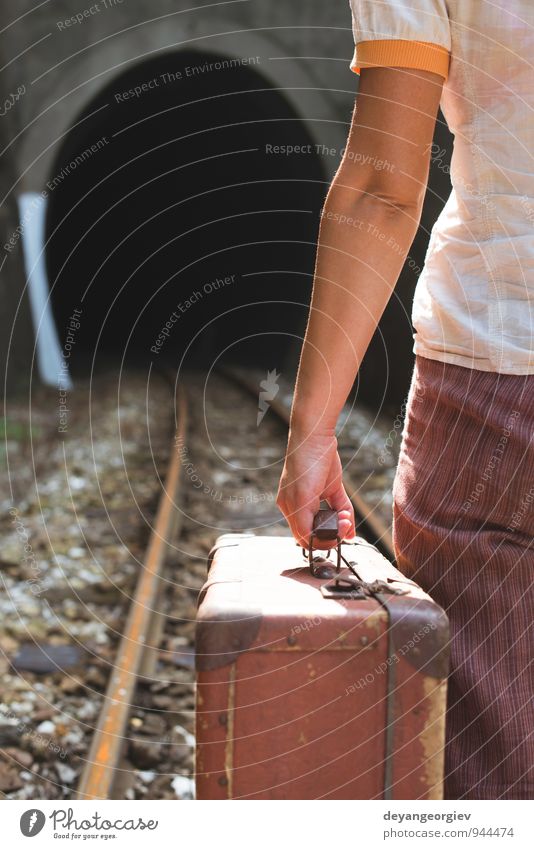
[75,366,395,800]
[76,384,188,800]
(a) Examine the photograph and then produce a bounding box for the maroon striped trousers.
[392,354,534,800]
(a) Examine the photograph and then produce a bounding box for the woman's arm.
[277,66,444,547]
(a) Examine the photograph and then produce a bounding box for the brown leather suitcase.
[195,520,449,800]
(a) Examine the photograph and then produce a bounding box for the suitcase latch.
[304,509,410,599]
[320,575,367,599]
[321,572,410,600]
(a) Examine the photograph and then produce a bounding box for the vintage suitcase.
[195,512,449,800]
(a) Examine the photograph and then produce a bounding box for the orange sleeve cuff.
[350,39,450,81]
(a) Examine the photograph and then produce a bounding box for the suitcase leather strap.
[360,579,399,800]
[306,509,409,801]
[341,553,408,800]
[340,556,405,800]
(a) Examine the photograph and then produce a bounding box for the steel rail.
[76,385,188,800]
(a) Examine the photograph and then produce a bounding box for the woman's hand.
[276,428,355,548]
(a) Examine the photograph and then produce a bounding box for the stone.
[172,724,195,748]
[128,739,163,769]
[0,722,23,746]
[84,666,108,690]
[0,747,33,769]
[36,720,55,735]
[161,647,196,670]
[137,770,156,783]
[171,775,194,800]
[0,761,23,792]
[55,762,77,785]
[151,695,172,710]
[11,643,84,674]
[59,676,85,694]
[32,708,55,723]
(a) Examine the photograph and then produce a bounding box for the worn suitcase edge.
[387,597,450,679]
[196,602,263,672]
[198,535,450,678]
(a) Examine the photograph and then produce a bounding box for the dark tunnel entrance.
[46,50,327,378]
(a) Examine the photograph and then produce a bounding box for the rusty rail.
[76,384,188,800]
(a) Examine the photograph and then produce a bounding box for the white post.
[17,192,72,389]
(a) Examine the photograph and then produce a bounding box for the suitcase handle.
[307,508,341,578]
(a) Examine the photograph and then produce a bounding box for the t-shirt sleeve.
[348,0,451,81]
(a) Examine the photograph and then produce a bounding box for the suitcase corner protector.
[391,598,450,679]
[206,532,255,571]
[195,603,263,672]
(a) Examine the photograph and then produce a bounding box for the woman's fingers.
[280,502,353,549]
[322,455,356,540]
[276,432,358,548]
[290,504,320,549]
[277,458,356,547]
[336,508,356,542]
[277,483,318,548]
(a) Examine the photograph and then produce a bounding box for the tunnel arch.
[45,48,330,375]
[20,22,346,193]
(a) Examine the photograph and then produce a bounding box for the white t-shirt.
[349,0,534,374]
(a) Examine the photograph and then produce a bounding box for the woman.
[277,0,534,800]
